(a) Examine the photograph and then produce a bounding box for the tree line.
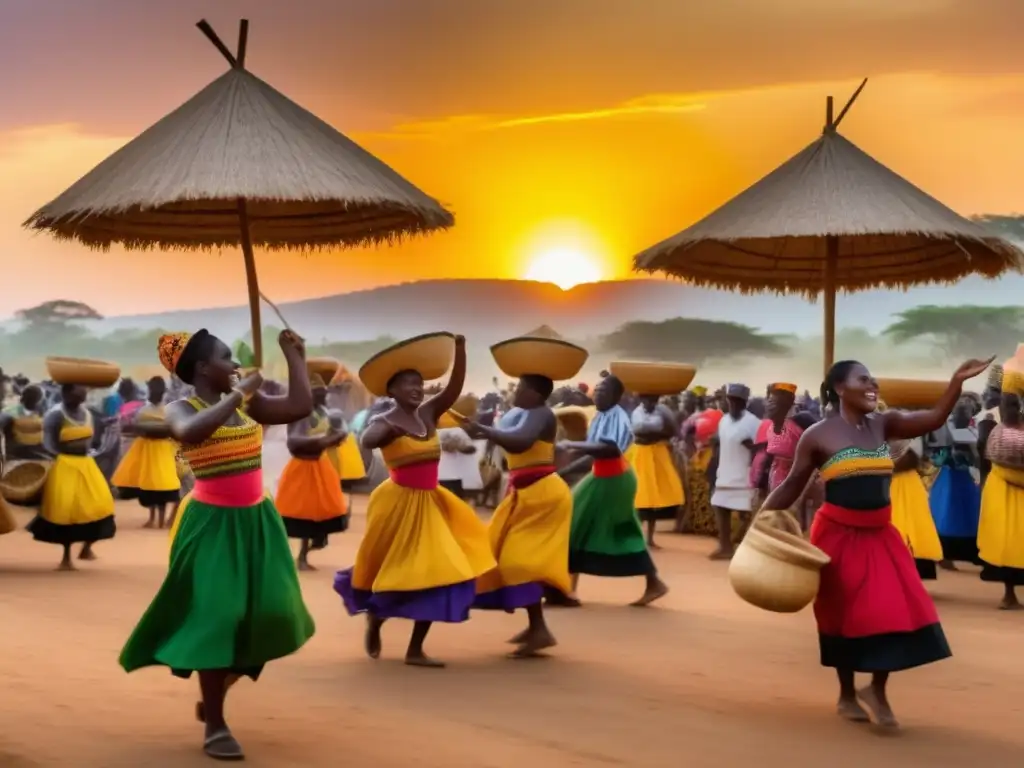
[2,298,1023,380]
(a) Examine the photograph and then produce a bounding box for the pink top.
[389,461,440,490]
[748,419,773,488]
[766,418,806,491]
[193,469,265,507]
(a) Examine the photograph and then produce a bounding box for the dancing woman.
[333,333,495,668]
[119,329,316,761]
[28,381,117,569]
[1,384,49,461]
[462,346,579,656]
[630,394,683,549]
[977,366,1024,609]
[276,371,349,570]
[561,374,669,606]
[762,357,991,728]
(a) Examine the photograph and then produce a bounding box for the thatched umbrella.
[632,80,1024,376]
[24,19,453,367]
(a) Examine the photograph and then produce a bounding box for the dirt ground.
[2,499,1023,768]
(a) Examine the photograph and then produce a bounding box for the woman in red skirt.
[761,356,993,728]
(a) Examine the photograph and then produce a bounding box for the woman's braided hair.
[819,360,861,411]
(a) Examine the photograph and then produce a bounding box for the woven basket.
[0,460,50,504]
[609,361,696,396]
[875,378,947,409]
[728,509,830,613]
[46,356,120,387]
[490,336,588,381]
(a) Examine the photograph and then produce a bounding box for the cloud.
[370,93,708,139]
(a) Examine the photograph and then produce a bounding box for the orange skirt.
[275,454,348,539]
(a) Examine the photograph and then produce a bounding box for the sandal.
[203,728,245,761]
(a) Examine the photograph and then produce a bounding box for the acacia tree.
[600,317,787,364]
[11,299,103,354]
[883,305,1024,361]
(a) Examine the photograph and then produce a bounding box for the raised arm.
[246,331,314,426]
[164,396,242,445]
[465,408,553,454]
[884,357,994,440]
[422,335,467,424]
[760,425,821,511]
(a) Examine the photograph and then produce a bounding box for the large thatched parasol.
[24,19,453,367]
[632,80,1024,376]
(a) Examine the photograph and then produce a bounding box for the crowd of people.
[1,337,1022,760]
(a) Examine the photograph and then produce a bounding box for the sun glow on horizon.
[523,247,604,291]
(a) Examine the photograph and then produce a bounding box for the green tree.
[11,299,104,354]
[883,305,1024,361]
[599,318,787,364]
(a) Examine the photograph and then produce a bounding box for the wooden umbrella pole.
[823,235,839,378]
[237,198,263,368]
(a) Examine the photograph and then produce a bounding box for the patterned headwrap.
[1002,369,1024,396]
[309,373,326,389]
[770,382,798,394]
[157,332,193,375]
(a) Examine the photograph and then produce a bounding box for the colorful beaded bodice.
[178,398,262,479]
[819,443,894,510]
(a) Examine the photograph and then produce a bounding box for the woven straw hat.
[358,332,455,397]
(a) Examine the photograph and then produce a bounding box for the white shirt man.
[709,383,762,559]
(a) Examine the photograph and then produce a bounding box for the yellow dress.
[29,410,116,544]
[333,433,495,622]
[888,439,942,577]
[977,425,1024,581]
[475,441,573,609]
[111,404,181,506]
[327,433,367,482]
[631,441,685,518]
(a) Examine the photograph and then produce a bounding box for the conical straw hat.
[358,332,455,397]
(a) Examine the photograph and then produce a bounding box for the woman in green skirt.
[119,328,316,761]
[558,373,669,607]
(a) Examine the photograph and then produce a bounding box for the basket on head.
[0,460,51,505]
[359,332,456,397]
[490,335,588,381]
[728,509,830,613]
[875,378,947,410]
[45,357,121,388]
[609,361,697,396]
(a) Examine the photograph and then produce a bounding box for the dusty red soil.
[2,499,1022,767]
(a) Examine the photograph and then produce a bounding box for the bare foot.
[836,697,870,722]
[998,597,1023,611]
[297,560,316,572]
[142,521,155,529]
[508,629,557,658]
[78,549,97,562]
[631,579,669,607]
[545,592,582,608]
[56,561,76,572]
[708,547,734,561]
[507,628,530,644]
[405,652,445,668]
[364,616,383,659]
[647,541,662,550]
[938,559,958,572]
[857,686,899,729]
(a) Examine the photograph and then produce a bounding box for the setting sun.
[523,247,604,290]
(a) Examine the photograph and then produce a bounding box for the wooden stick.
[237,198,263,368]
[833,78,868,130]
[196,20,237,67]
[825,96,834,130]
[258,290,293,332]
[236,19,249,68]
[823,235,839,378]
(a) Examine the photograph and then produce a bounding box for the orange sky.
[3,0,1024,317]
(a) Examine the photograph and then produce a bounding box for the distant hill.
[41,274,1024,342]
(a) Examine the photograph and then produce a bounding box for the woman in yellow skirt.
[277,371,349,570]
[461,332,585,656]
[333,333,495,667]
[977,367,1024,609]
[630,394,683,549]
[325,366,367,488]
[112,377,181,529]
[28,381,116,570]
[889,436,943,580]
